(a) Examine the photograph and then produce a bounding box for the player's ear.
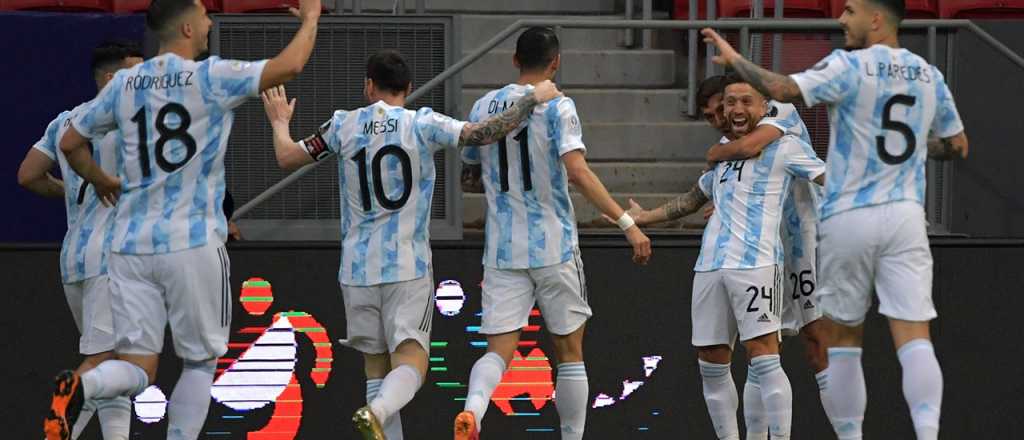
[182,21,194,40]
[549,54,561,76]
[404,82,412,97]
[512,54,522,70]
[364,78,372,100]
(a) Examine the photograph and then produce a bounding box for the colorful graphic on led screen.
[130,277,664,437]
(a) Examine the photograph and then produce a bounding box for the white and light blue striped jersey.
[462,84,585,269]
[303,101,466,286]
[32,104,119,283]
[695,135,825,272]
[72,53,267,254]
[755,101,823,240]
[791,45,964,220]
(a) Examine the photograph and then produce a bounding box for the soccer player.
[19,41,143,440]
[453,27,652,440]
[259,49,565,440]
[47,0,324,438]
[703,0,969,438]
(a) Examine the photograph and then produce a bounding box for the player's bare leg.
[890,319,941,440]
[743,333,792,440]
[357,341,427,440]
[818,318,866,440]
[551,324,587,440]
[696,345,739,440]
[456,331,520,440]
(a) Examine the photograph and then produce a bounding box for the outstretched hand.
[262,85,296,126]
[701,28,741,67]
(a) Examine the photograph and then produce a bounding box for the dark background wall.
[4,239,1022,439]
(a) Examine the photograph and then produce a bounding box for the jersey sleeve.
[929,67,965,138]
[203,56,269,110]
[72,76,121,140]
[298,110,347,161]
[415,107,468,153]
[782,137,826,180]
[790,49,859,107]
[759,102,802,136]
[461,99,484,165]
[31,114,66,161]
[547,97,586,157]
[697,171,715,199]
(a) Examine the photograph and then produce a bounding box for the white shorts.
[64,275,116,355]
[691,265,783,347]
[480,250,592,336]
[109,243,232,361]
[817,201,936,326]
[781,243,823,336]
[340,274,435,354]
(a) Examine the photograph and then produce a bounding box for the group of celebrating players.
[20,0,968,438]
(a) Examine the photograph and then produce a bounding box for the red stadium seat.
[941,0,1024,18]
[110,0,146,12]
[831,0,939,18]
[672,0,712,19]
[221,0,298,13]
[720,0,830,17]
[4,0,110,11]
[203,0,221,12]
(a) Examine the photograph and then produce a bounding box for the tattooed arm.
[461,164,484,193]
[459,80,561,147]
[627,183,710,226]
[927,132,969,160]
[701,28,803,103]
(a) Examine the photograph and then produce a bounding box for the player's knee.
[743,334,780,359]
[183,358,217,375]
[552,339,583,364]
[696,345,732,364]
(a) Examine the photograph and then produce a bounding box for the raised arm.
[563,151,652,265]
[702,28,803,103]
[261,86,315,171]
[458,80,562,147]
[17,149,63,198]
[258,0,321,91]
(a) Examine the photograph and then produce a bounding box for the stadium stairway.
[363,0,722,231]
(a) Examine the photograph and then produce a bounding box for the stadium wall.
[4,238,1022,439]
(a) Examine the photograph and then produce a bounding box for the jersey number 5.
[352,145,413,212]
[131,103,197,178]
[877,94,917,165]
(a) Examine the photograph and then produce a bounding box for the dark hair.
[91,41,142,77]
[366,50,412,95]
[697,75,728,109]
[146,0,198,41]
[721,73,767,99]
[868,0,905,23]
[515,27,560,72]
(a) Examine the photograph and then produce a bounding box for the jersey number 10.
[352,145,413,212]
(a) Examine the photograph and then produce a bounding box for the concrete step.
[462,50,677,89]
[356,0,618,14]
[462,88,688,123]
[589,161,704,193]
[580,122,722,161]
[459,14,625,51]
[462,192,709,230]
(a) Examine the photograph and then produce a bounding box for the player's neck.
[158,40,198,60]
[516,72,551,87]
[867,30,900,49]
[370,94,406,107]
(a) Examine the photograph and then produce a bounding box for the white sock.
[815,371,837,426]
[367,378,403,439]
[81,360,150,400]
[464,352,507,432]
[743,368,768,440]
[70,399,96,440]
[555,362,588,440]
[167,360,216,440]
[898,339,942,440]
[823,348,865,440]
[369,364,422,425]
[751,355,792,440]
[699,360,740,440]
[95,396,131,440]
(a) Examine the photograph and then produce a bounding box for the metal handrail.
[231,18,1024,221]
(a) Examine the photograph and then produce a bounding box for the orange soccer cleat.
[43,370,84,440]
[453,411,479,440]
